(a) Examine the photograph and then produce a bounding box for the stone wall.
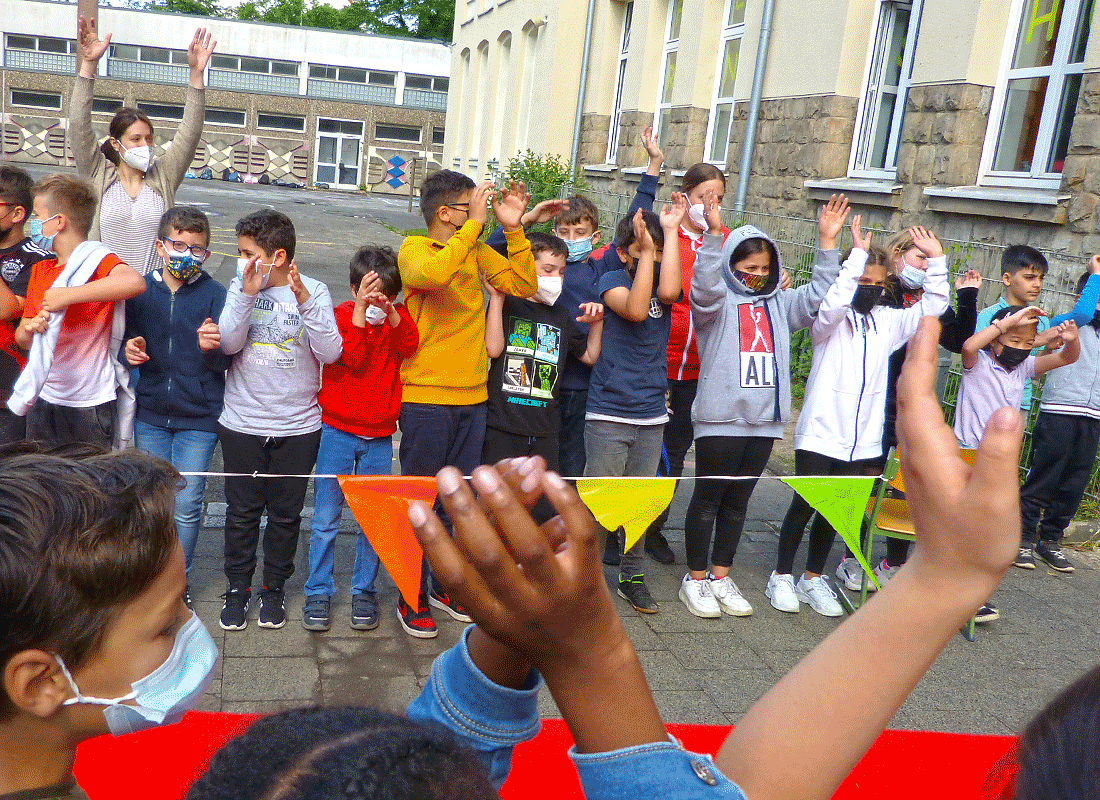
[661,106,710,170]
[579,112,611,166]
[1060,72,1100,256]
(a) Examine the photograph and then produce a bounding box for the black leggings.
[777,449,881,576]
[684,436,774,572]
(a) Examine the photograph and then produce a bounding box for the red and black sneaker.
[428,589,473,622]
[398,593,438,639]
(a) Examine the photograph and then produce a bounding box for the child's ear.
[11,206,26,225]
[591,231,602,246]
[155,238,169,263]
[1001,272,1013,287]
[273,249,288,268]
[4,650,72,719]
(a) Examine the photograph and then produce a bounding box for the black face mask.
[851,285,884,316]
[994,345,1031,370]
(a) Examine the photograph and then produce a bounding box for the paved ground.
[19,168,1100,735]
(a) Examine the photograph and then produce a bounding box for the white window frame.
[605,1,634,163]
[653,0,683,148]
[701,0,747,167]
[979,0,1092,190]
[848,0,923,178]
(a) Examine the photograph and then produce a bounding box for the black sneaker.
[257,586,286,629]
[1036,541,1075,573]
[645,530,676,565]
[398,594,438,638]
[351,592,379,631]
[219,585,251,631]
[1014,547,1037,570]
[302,595,331,631]
[428,589,472,622]
[617,574,659,614]
[974,602,1000,624]
[602,527,622,566]
[183,584,194,610]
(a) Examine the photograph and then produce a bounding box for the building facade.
[1,0,450,192]
[446,0,1100,277]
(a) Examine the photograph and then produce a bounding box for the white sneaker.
[872,558,900,587]
[795,574,845,617]
[835,557,866,592]
[709,575,753,617]
[765,571,800,613]
[678,574,721,618]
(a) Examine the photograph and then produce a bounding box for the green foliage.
[230,0,453,40]
[147,0,224,15]
[486,150,588,235]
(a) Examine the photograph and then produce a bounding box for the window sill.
[922,185,1069,223]
[803,177,902,208]
[583,163,618,174]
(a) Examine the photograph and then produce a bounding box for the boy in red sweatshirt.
[302,245,418,632]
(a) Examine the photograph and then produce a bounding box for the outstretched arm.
[1034,320,1081,377]
[158,27,215,190]
[72,14,111,178]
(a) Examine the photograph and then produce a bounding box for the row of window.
[8,88,445,144]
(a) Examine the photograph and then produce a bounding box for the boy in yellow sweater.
[396,169,536,637]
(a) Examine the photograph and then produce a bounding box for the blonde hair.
[32,173,97,237]
[885,230,917,275]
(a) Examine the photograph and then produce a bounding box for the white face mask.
[237,257,274,290]
[899,261,926,290]
[364,304,388,325]
[687,202,708,231]
[118,143,153,172]
[534,275,563,305]
[57,612,219,736]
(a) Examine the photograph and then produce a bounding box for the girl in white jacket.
[766,217,949,617]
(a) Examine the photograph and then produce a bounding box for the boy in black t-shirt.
[482,232,603,518]
[0,166,51,443]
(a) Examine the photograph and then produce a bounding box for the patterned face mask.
[735,269,769,293]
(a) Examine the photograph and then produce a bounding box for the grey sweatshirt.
[1039,322,1100,418]
[218,276,343,437]
[690,225,841,439]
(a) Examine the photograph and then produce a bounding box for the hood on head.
[719,224,784,298]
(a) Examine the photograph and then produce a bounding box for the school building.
[0,0,450,192]
[445,0,1100,281]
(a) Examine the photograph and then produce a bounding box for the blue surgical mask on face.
[236,257,274,289]
[899,263,926,290]
[30,215,60,251]
[564,237,593,263]
[57,612,219,736]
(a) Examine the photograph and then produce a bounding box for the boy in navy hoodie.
[124,206,229,607]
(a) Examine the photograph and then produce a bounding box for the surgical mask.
[852,284,884,315]
[994,344,1031,370]
[237,257,273,290]
[165,251,204,282]
[899,263,926,290]
[564,237,593,263]
[687,202,708,231]
[57,612,218,736]
[365,304,388,326]
[29,215,59,251]
[118,143,153,172]
[734,269,768,293]
[533,275,563,305]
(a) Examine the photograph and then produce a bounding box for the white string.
[178,471,883,481]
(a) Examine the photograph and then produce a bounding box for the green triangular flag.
[781,476,878,588]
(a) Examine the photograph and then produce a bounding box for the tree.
[231,0,454,40]
[147,0,224,15]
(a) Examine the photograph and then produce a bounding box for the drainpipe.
[569,0,597,176]
[733,0,776,212]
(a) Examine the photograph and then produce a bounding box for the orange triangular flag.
[339,477,438,608]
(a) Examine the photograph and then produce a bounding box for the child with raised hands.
[770,218,948,618]
[678,192,846,619]
[402,314,1028,800]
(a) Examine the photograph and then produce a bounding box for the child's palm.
[818,194,850,239]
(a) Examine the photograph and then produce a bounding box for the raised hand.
[701,188,723,235]
[659,191,687,232]
[287,260,310,305]
[365,291,394,316]
[909,226,944,259]
[850,214,872,252]
[521,198,570,228]
[197,318,221,352]
[355,271,382,303]
[640,125,664,165]
[188,27,216,78]
[632,208,654,254]
[955,269,982,291]
[240,255,265,296]
[780,268,792,291]
[818,194,850,250]
[576,302,603,325]
[124,336,149,366]
[1003,305,1045,330]
[78,14,111,65]
[468,181,493,227]
[492,180,530,231]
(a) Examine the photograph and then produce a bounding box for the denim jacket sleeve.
[406,626,543,790]
[571,737,748,800]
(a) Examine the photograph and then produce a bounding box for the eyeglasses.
[444,203,470,211]
[161,237,210,259]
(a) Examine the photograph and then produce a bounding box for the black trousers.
[1020,412,1100,544]
[26,398,114,448]
[777,449,881,576]
[645,379,698,538]
[482,427,559,523]
[684,435,774,572]
[219,424,321,589]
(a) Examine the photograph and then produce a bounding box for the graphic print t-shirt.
[486,295,586,438]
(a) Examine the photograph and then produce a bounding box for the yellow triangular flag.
[781,476,878,586]
[577,478,677,552]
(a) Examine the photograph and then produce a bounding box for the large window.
[307,65,398,105]
[258,113,306,133]
[605,1,634,163]
[850,0,922,176]
[10,89,62,110]
[654,0,683,148]
[5,34,77,73]
[209,55,300,95]
[982,0,1094,188]
[702,0,746,166]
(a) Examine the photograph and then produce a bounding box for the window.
[433,126,446,145]
[406,74,449,92]
[137,101,185,121]
[307,65,398,104]
[466,0,477,22]
[109,44,188,64]
[92,97,124,115]
[5,34,76,54]
[702,0,746,166]
[10,89,62,110]
[205,108,247,126]
[654,0,683,148]
[257,113,306,132]
[375,123,421,143]
[605,1,634,162]
[308,65,396,86]
[982,0,1094,188]
[212,55,299,77]
[5,35,77,73]
[320,119,364,136]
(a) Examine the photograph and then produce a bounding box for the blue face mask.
[29,215,59,251]
[564,237,593,263]
[899,263,926,290]
[57,612,219,736]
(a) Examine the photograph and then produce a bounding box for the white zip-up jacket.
[794,248,949,461]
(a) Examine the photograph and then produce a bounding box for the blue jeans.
[304,423,392,597]
[133,420,219,573]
